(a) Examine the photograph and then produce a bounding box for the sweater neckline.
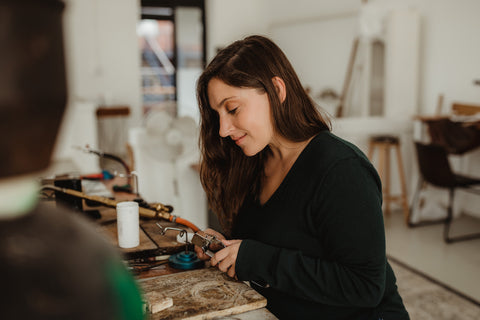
[257,132,324,208]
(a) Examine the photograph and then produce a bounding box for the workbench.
[93,206,276,319]
[77,179,277,319]
[40,173,276,319]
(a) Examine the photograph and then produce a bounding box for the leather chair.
[409,142,480,243]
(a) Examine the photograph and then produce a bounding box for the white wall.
[371,0,480,114]
[63,0,141,114]
[205,0,480,114]
[269,13,357,100]
[205,0,270,61]
[53,0,141,172]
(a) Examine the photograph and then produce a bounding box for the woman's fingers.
[193,228,225,260]
[210,246,226,266]
[194,233,242,279]
[216,251,235,272]
[211,240,242,278]
[194,245,210,261]
[227,264,237,278]
[221,239,241,246]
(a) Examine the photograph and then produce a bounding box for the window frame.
[140,0,206,105]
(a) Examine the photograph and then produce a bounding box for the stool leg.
[368,141,374,160]
[376,145,387,214]
[384,145,391,215]
[394,144,409,224]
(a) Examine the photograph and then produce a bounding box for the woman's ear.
[272,76,286,103]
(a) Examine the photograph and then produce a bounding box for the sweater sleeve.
[235,157,387,307]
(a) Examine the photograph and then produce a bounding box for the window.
[138,0,206,122]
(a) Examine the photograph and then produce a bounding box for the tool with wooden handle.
[41,185,200,232]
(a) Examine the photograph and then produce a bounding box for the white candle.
[116,201,140,248]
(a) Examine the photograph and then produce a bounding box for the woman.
[195,35,409,320]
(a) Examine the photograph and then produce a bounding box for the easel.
[337,0,369,118]
[336,37,359,118]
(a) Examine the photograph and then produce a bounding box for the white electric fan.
[129,111,207,230]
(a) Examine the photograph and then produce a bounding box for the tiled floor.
[384,210,480,303]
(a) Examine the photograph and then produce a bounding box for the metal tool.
[40,185,200,232]
[156,223,190,252]
[74,145,131,174]
[191,231,225,258]
[156,223,204,270]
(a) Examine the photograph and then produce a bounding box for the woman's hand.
[211,239,242,279]
[193,228,226,261]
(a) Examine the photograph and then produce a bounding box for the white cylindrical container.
[116,201,139,248]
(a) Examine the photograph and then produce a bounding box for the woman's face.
[207,78,274,156]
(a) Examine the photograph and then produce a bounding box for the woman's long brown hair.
[197,35,330,236]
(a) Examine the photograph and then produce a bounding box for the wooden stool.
[368,135,409,223]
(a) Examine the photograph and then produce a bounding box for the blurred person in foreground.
[0,1,144,319]
[194,35,409,320]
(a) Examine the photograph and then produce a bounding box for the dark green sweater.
[233,132,409,320]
